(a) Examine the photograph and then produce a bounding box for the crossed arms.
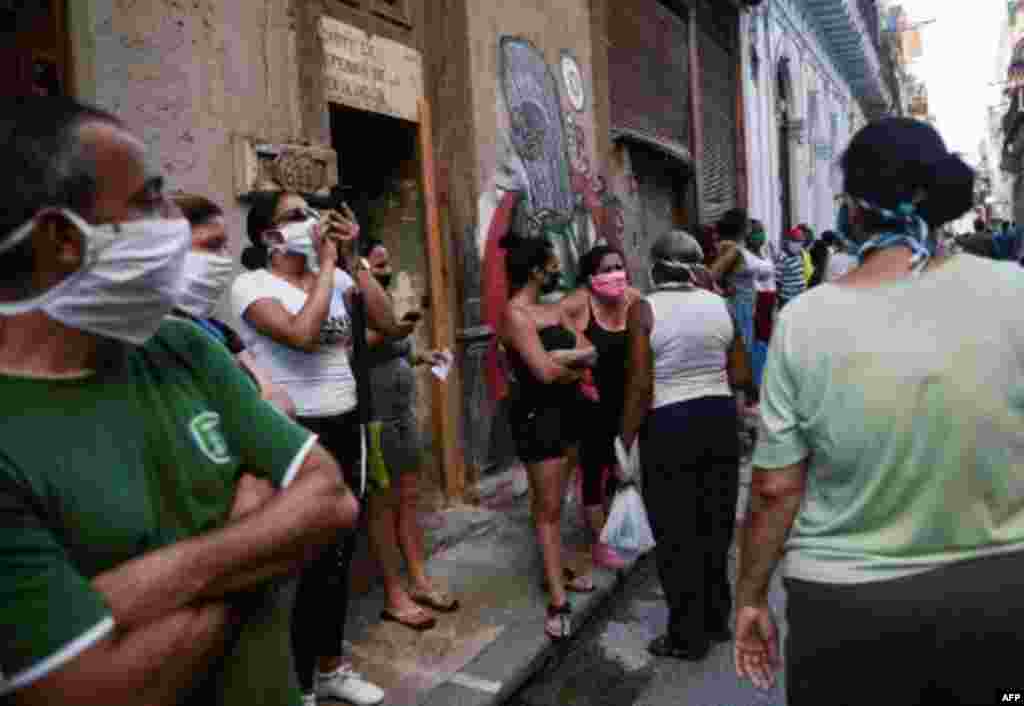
[13,444,358,706]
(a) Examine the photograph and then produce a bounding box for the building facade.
[741,0,888,242]
[6,0,896,496]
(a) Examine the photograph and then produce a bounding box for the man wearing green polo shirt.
[0,98,359,706]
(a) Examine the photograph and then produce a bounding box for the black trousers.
[578,399,620,508]
[640,395,739,648]
[292,411,362,692]
[786,550,1024,706]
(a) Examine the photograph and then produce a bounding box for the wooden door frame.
[2,0,71,98]
[417,97,464,503]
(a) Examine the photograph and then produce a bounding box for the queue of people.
[4,96,1021,706]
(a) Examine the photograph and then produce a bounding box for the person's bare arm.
[735,463,808,608]
[501,306,580,385]
[322,204,402,338]
[13,602,232,706]
[91,443,357,631]
[243,270,337,354]
[710,241,742,281]
[345,265,404,337]
[549,347,597,368]
[559,288,590,336]
[620,299,654,448]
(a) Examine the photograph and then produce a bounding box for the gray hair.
[650,230,704,284]
[0,98,121,293]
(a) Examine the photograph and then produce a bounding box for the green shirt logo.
[190,411,232,465]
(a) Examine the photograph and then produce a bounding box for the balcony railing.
[804,0,891,114]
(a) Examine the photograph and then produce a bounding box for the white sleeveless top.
[647,287,734,409]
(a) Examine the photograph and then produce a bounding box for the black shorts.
[509,393,585,465]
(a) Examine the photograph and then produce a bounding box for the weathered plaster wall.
[81,0,308,265]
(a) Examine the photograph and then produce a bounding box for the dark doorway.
[628,143,695,291]
[1,0,69,98]
[328,103,438,467]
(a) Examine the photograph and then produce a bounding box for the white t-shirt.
[826,251,857,282]
[231,268,357,418]
[754,255,1024,583]
[647,287,734,408]
[744,248,776,292]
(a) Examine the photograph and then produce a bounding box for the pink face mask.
[590,270,628,300]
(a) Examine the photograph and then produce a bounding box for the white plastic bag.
[600,485,656,554]
[613,436,640,483]
[600,436,655,554]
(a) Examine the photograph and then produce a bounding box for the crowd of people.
[0,97,457,706]
[3,95,1023,706]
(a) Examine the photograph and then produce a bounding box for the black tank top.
[507,324,577,411]
[584,299,628,423]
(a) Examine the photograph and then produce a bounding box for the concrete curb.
[418,552,647,706]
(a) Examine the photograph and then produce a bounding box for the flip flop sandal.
[410,588,460,613]
[545,602,573,641]
[380,608,437,631]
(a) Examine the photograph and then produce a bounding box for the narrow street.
[506,547,788,706]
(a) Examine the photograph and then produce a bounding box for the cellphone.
[402,311,423,323]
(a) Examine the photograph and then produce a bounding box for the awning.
[610,127,694,168]
[804,0,891,113]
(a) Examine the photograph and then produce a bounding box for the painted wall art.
[477,37,625,402]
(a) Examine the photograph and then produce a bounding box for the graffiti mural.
[478,37,625,402]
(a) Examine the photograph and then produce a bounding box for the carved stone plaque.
[234,137,339,198]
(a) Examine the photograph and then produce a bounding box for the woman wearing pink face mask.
[563,245,642,569]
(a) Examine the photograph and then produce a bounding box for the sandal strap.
[545,602,573,639]
[547,602,572,617]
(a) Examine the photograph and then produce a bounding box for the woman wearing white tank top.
[620,230,744,662]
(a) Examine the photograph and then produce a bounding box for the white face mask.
[0,208,191,345]
[178,250,235,318]
[270,213,321,272]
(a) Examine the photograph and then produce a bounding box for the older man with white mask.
[0,97,359,706]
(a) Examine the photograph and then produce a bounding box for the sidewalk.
[332,466,644,706]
